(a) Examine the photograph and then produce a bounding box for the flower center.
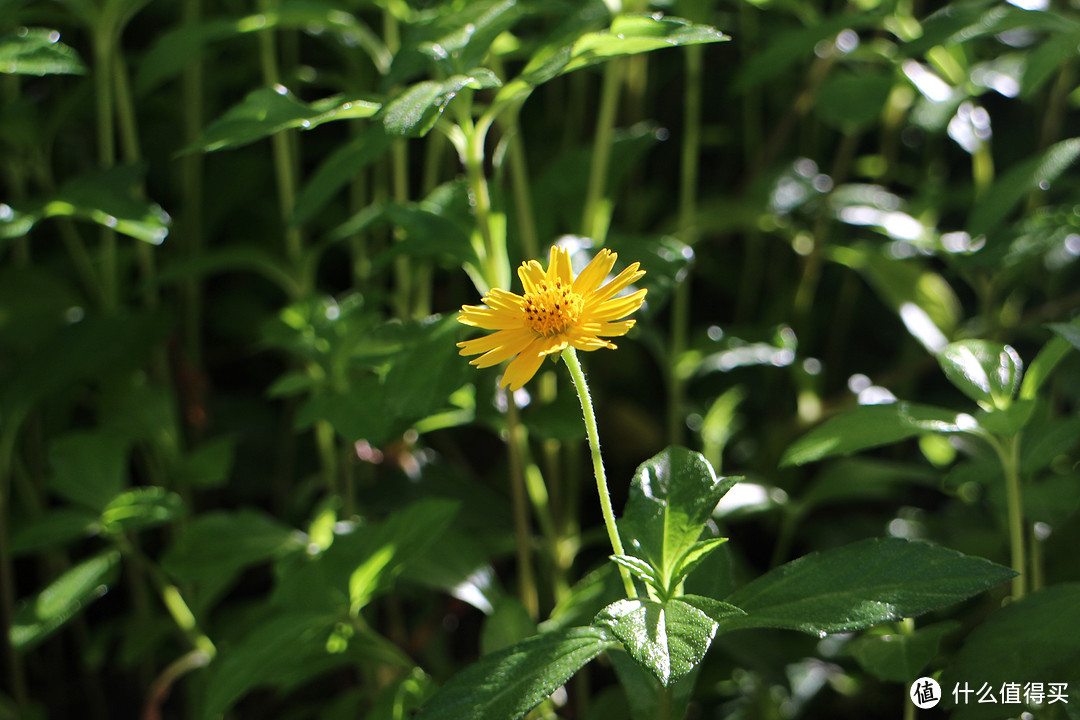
[522,278,584,336]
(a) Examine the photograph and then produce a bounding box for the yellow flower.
[457,246,647,390]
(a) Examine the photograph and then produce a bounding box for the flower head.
[457,246,646,390]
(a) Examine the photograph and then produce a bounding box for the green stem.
[117,536,216,658]
[94,25,118,311]
[990,433,1025,600]
[581,59,622,243]
[504,108,540,261]
[506,399,539,618]
[0,419,29,708]
[669,43,704,446]
[561,348,636,598]
[902,618,916,720]
[657,684,674,720]
[257,3,304,271]
[181,0,205,366]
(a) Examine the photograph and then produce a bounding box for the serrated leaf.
[190,87,380,153]
[938,339,1023,411]
[0,28,86,75]
[99,487,185,534]
[10,550,121,651]
[781,402,977,467]
[413,627,616,720]
[382,71,501,137]
[845,621,959,683]
[941,584,1080,718]
[620,447,737,591]
[967,137,1080,238]
[595,595,743,686]
[717,538,1015,636]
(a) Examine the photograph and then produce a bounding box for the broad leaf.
[9,508,98,556]
[1048,320,1080,351]
[413,627,616,720]
[845,621,959,683]
[620,447,737,590]
[717,538,1015,635]
[938,339,1023,411]
[291,123,393,226]
[780,402,978,467]
[596,596,743,686]
[0,27,86,75]
[10,550,121,651]
[190,87,380,153]
[942,584,1080,718]
[48,431,129,511]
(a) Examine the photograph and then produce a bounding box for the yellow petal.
[573,249,617,295]
[470,330,537,368]
[550,246,573,285]
[588,288,647,321]
[484,288,526,312]
[459,306,521,329]
[589,263,645,304]
[500,339,547,390]
[457,327,530,357]
[518,260,545,294]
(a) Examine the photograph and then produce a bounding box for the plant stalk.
[561,348,636,598]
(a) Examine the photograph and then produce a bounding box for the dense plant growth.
[2,0,1079,718]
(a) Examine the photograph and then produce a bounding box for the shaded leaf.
[781,402,977,467]
[845,621,959,683]
[48,431,129,511]
[413,627,616,720]
[942,584,1080,718]
[717,538,1015,635]
[967,137,1080,239]
[9,509,98,556]
[291,123,393,226]
[814,72,893,131]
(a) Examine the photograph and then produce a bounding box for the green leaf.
[845,621,959,683]
[1048,320,1080,351]
[382,70,501,137]
[482,597,538,655]
[780,402,977,467]
[10,550,121,651]
[668,537,728,591]
[0,28,86,75]
[202,610,413,720]
[0,165,170,244]
[162,510,304,613]
[938,339,1023,411]
[620,447,737,590]
[796,459,939,515]
[524,13,728,84]
[48,431,129,511]
[595,595,743,686]
[610,555,664,591]
[967,137,1080,238]
[168,436,236,489]
[1020,319,1079,399]
[941,584,1080,718]
[190,87,380,153]
[348,498,459,612]
[717,538,1015,636]
[99,487,185,534]
[291,123,393,226]
[9,509,98,556]
[814,72,893,132]
[413,627,616,720]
